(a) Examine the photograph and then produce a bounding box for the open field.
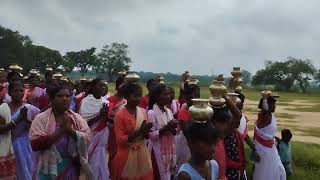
[107,83,320,179]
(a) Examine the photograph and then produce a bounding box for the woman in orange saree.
[113,83,153,180]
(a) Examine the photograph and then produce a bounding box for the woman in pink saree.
[29,85,92,180]
[148,84,178,180]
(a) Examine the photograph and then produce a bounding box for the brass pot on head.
[189,99,214,122]
[231,67,242,92]
[9,64,23,72]
[125,72,140,83]
[209,74,227,107]
[261,90,280,98]
[118,71,127,76]
[158,75,165,84]
[227,92,241,105]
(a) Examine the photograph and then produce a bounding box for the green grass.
[107,83,320,104]
[105,82,320,179]
[276,113,295,119]
[245,142,320,180]
[285,103,320,112]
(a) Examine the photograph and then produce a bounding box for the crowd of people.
[0,66,293,180]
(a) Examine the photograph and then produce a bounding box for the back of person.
[178,160,219,180]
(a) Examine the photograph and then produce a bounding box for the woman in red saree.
[139,78,158,110]
[108,76,127,178]
[113,83,154,180]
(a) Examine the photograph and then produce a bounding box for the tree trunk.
[300,82,307,93]
[107,70,113,82]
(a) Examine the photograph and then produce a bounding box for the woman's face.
[52,89,71,112]
[9,85,24,102]
[95,80,105,96]
[158,87,171,106]
[126,89,142,107]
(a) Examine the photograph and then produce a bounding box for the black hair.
[115,76,125,91]
[122,83,142,98]
[258,97,277,109]
[211,106,232,123]
[185,122,219,144]
[184,84,200,99]
[8,81,24,93]
[281,129,293,143]
[7,71,21,81]
[47,85,67,100]
[148,84,168,110]
[237,92,245,103]
[146,78,157,89]
[88,78,103,95]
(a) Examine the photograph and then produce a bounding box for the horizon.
[1,0,320,75]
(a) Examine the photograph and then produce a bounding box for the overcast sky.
[1,0,320,75]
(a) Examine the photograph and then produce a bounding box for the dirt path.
[244,100,320,144]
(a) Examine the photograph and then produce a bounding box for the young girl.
[148,84,178,180]
[139,78,158,110]
[176,83,200,169]
[24,72,45,108]
[112,83,154,180]
[166,87,180,119]
[276,129,293,177]
[211,94,242,180]
[6,82,40,180]
[108,76,127,176]
[177,122,219,180]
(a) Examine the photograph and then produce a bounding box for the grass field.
[106,82,320,180]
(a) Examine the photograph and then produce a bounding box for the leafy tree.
[65,47,96,76]
[26,45,63,73]
[315,70,320,82]
[94,43,131,81]
[241,70,252,85]
[0,26,28,69]
[287,57,316,93]
[62,52,77,73]
[253,57,316,92]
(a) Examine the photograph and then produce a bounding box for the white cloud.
[1,0,319,75]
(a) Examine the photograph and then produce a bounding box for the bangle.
[11,121,16,126]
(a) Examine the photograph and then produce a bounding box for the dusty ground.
[244,100,320,144]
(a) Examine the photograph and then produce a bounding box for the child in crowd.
[276,129,293,177]
[167,87,180,119]
[177,122,219,180]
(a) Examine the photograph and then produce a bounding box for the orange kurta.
[112,107,153,180]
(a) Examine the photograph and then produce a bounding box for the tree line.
[0,25,131,81]
[252,57,320,93]
[1,25,319,92]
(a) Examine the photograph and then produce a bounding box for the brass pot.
[231,67,243,92]
[261,91,280,98]
[227,93,241,105]
[209,75,227,107]
[118,71,127,76]
[53,73,63,79]
[9,64,23,72]
[189,99,214,122]
[125,72,140,83]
